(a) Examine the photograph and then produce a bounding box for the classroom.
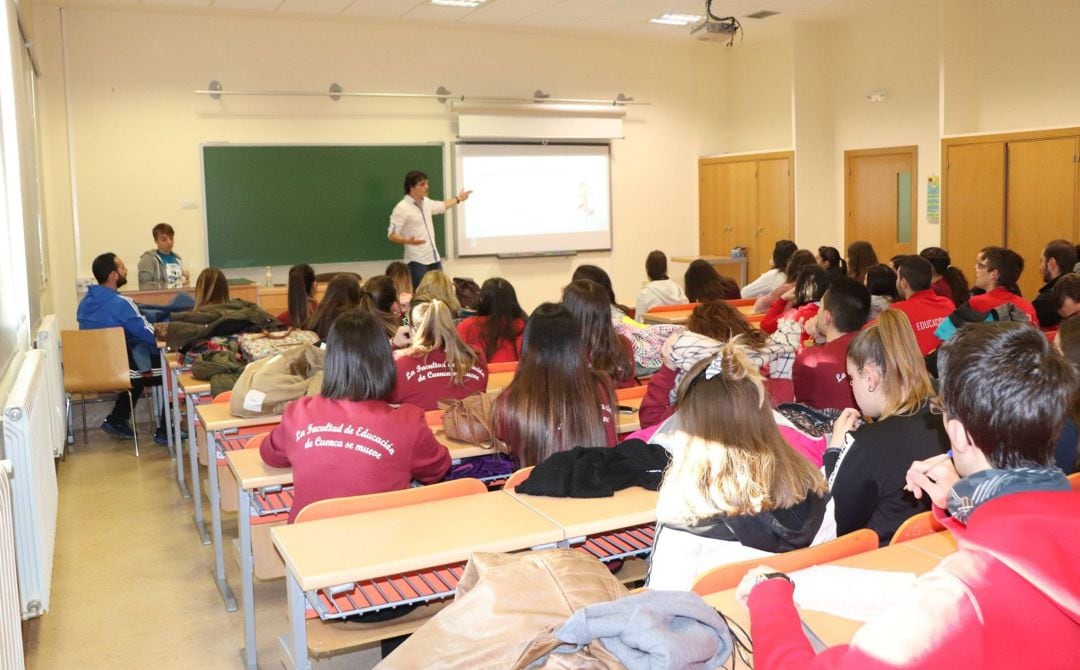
[0,0,1077,668]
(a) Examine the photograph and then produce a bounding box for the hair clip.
[704,356,725,381]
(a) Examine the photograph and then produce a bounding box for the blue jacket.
[77,285,157,370]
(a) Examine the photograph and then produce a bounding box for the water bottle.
[264,266,273,287]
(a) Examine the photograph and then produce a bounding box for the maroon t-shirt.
[260,396,450,522]
[792,331,859,411]
[389,348,489,411]
[639,365,678,429]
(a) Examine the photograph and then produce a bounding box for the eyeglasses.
[975,261,993,271]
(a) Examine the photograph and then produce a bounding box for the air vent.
[746,10,779,19]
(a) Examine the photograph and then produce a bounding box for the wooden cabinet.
[698,152,794,282]
[944,128,1080,300]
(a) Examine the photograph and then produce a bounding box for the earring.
[867,384,876,393]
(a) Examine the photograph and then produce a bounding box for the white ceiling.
[61,0,848,40]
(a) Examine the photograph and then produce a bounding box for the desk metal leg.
[188,393,209,545]
[207,431,237,612]
[286,573,310,670]
[172,369,190,500]
[238,487,257,669]
[159,348,176,462]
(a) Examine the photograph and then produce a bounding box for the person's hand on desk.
[736,566,793,608]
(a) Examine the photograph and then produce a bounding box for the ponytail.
[286,264,316,327]
[358,275,400,338]
[944,266,970,304]
[847,309,934,418]
[407,299,480,385]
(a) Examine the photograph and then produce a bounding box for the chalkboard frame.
[201,143,446,269]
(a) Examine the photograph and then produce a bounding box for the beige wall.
[35,7,709,324]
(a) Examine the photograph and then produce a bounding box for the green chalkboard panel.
[203,144,445,268]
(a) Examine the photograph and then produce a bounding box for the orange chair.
[214,390,233,403]
[723,298,757,308]
[503,466,534,491]
[745,313,765,324]
[294,478,488,524]
[690,529,879,596]
[647,302,701,314]
[488,361,518,374]
[889,511,947,545]
[616,386,648,401]
[1069,472,1080,491]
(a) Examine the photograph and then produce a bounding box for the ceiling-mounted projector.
[691,19,740,42]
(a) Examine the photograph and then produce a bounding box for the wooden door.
[755,157,794,279]
[944,141,1006,281]
[699,161,731,256]
[845,146,918,263]
[1005,137,1079,299]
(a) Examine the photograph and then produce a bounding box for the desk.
[120,284,259,305]
[506,486,657,541]
[671,255,749,287]
[272,492,564,670]
[178,373,212,543]
[703,533,955,649]
[487,369,514,393]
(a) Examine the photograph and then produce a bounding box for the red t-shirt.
[389,348,489,411]
[792,331,858,411]
[967,287,1037,324]
[456,316,525,363]
[889,289,955,355]
[259,396,450,522]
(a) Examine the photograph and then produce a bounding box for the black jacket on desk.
[824,401,949,545]
[1032,275,1064,328]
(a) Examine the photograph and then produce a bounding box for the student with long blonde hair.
[193,267,230,308]
[389,298,488,410]
[826,309,949,545]
[414,270,462,316]
[647,341,832,591]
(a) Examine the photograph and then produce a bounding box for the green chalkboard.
[203,144,445,268]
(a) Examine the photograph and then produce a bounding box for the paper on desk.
[789,566,917,622]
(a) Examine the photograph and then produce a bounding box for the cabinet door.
[726,160,758,284]
[944,142,1006,281]
[699,161,731,256]
[755,157,794,280]
[1006,137,1079,299]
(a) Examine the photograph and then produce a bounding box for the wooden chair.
[488,361,518,374]
[61,327,142,457]
[646,302,701,314]
[1068,472,1080,491]
[889,511,946,545]
[690,529,879,596]
[503,466,534,491]
[294,478,487,524]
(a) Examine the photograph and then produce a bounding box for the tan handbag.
[438,391,508,452]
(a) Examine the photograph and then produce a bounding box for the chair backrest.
[244,433,268,451]
[615,385,648,401]
[488,361,518,374]
[60,327,132,394]
[888,511,947,545]
[647,302,700,314]
[723,298,757,308]
[745,313,765,324]
[1068,472,1080,491]
[294,478,488,524]
[425,409,444,428]
[690,528,879,596]
[503,466,534,490]
[213,390,233,404]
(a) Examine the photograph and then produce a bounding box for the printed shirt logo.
[296,421,396,460]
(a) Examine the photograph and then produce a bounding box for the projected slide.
[454,144,612,256]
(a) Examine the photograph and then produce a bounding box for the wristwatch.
[753,571,793,588]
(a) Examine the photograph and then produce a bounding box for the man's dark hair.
[151,222,174,240]
[938,322,1076,468]
[1044,239,1077,279]
[821,276,871,333]
[91,252,119,284]
[979,246,1025,291]
[865,264,899,301]
[1053,273,1080,311]
[321,311,396,401]
[772,240,798,272]
[896,255,933,292]
[645,250,668,281]
[403,170,428,195]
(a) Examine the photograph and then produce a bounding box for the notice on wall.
[927,175,941,224]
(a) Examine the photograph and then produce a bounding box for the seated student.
[137,222,190,290]
[846,240,879,284]
[1033,239,1077,328]
[889,255,955,355]
[742,239,797,299]
[358,275,403,342]
[817,246,846,280]
[276,263,317,327]
[304,274,362,341]
[456,277,526,363]
[385,260,413,310]
[494,303,616,467]
[1053,316,1080,474]
[753,250,816,314]
[563,279,636,389]
[635,250,689,321]
[389,299,488,411]
[413,270,461,318]
[792,277,870,411]
[192,267,231,308]
[739,321,1080,670]
[967,246,1038,322]
[920,246,969,304]
[647,343,833,591]
[572,264,632,319]
[827,310,949,545]
[864,263,899,319]
[259,311,450,523]
[760,265,827,335]
[1053,272,1080,320]
[685,259,741,303]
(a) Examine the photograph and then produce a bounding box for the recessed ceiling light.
[649,13,705,26]
[431,0,484,7]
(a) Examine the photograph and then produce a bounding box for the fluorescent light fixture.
[431,0,484,7]
[649,13,704,26]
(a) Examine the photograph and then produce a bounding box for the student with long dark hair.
[494,303,616,467]
[760,265,828,335]
[277,263,317,327]
[817,246,847,279]
[742,239,798,299]
[390,299,488,410]
[920,246,969,305]
[684,260,741,303]
[563,279,636,388]
[259,311,450,522]
[847,241,879,284]
[358,275,402,340]
[456,277,526,363]
[754,249,816,313]
[636,250,689,320]
[305,274,362,340]
[572,264,632,317]
[865,263,899,319]
[193,267,230,309]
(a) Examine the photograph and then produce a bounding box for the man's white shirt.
[388,195,445,264]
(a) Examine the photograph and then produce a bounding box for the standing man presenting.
[387,170,471,289]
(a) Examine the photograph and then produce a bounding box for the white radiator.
[0,460,26,669]
[33,316,67,458]
[2,350,58,618]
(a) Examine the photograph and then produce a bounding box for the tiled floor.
[22,411,379,669]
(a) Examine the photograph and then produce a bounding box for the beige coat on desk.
[378,549,628,670]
